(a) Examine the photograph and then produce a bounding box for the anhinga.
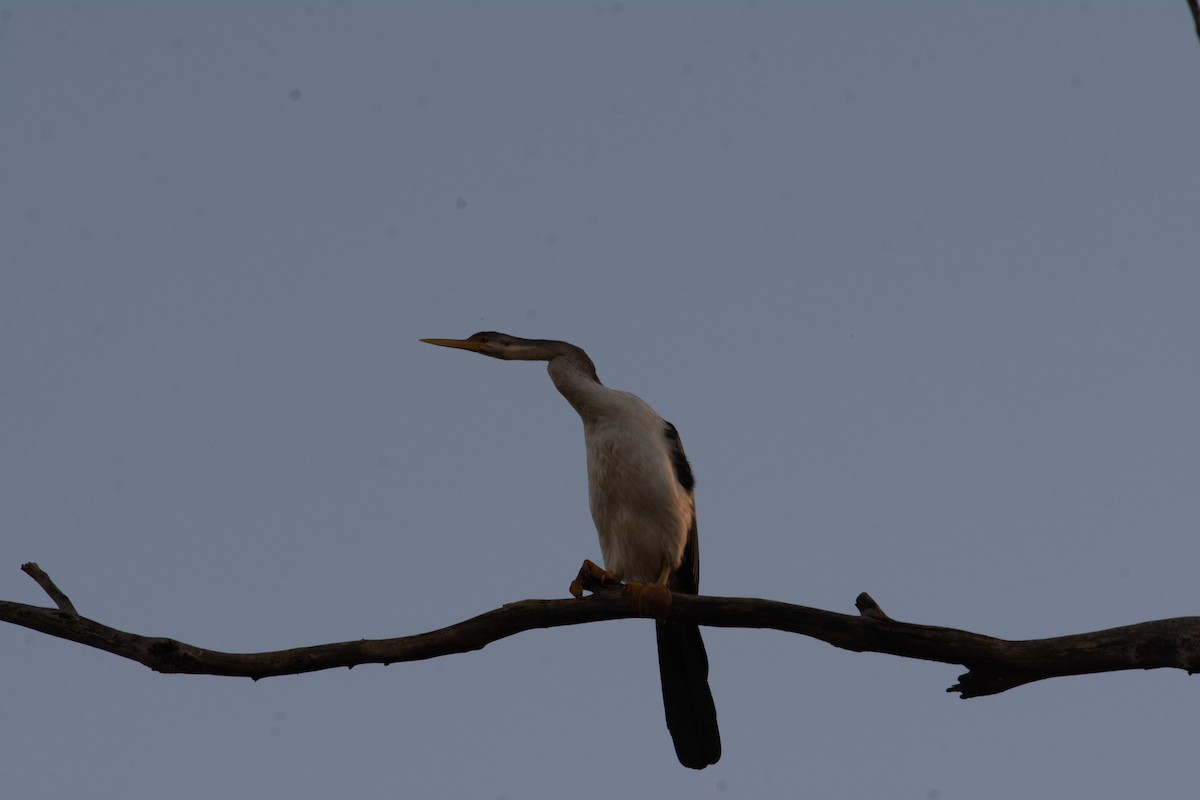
[421,332,721,769]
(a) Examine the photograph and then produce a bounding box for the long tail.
[656,620,721,769]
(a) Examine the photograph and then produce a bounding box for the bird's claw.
[569,559,623,598]
[623,582,673,621]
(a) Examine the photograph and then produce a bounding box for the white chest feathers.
[582,391,694,583]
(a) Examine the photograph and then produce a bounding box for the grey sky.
[4,3,1199,798]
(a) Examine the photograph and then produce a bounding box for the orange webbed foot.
[569,559,623,598]
[623,582,673,621]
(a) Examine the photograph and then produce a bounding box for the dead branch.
[20,562,78,615]
[4,563,1199,698]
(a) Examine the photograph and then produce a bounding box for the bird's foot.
[569,559,623,598]
[623,582,673,621]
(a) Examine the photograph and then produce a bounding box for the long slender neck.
[545,347,607,418]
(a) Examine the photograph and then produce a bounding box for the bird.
[421,332,721,769]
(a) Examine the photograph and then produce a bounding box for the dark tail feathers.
[656,620,721,769]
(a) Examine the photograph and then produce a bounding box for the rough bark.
[4,563,1198,698]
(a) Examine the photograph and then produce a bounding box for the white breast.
[582,390,694,583]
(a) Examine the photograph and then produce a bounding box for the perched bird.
[421,332,721,769]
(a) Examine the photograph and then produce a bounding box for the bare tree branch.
[4,564,1199,698]
[1189,0,1200,43]
[20,562,78,615]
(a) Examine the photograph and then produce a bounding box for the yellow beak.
[420,338,486,352]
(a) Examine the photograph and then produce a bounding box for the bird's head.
[421,331,545,361]
[422,332,600,384]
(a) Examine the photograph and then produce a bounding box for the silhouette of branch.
[20,562,78,615]
[4,563,1199,698]
[1189,0,1200,43]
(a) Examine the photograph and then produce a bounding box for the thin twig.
[20,562,79,615]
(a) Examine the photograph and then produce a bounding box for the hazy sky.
[4,3,1199,798]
